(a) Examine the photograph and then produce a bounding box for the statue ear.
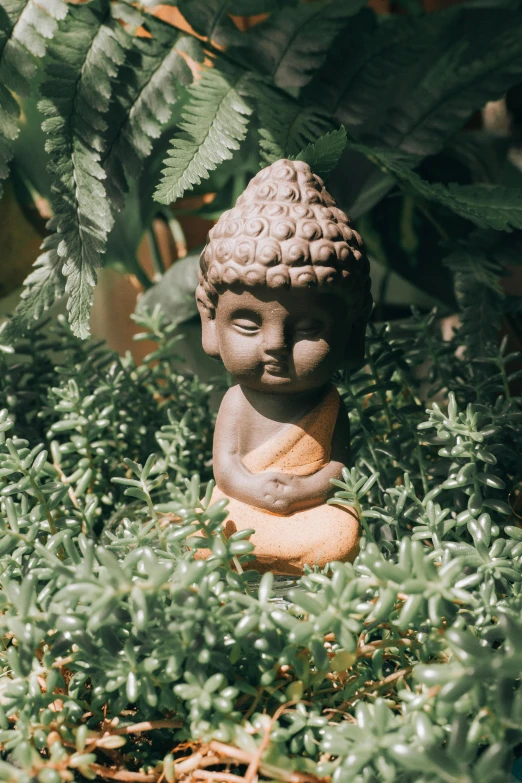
[344,320,367,369]
[197,298,221,360]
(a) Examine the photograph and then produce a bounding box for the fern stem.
[147,225,165,280]
[168,216,188,260]
[128,257,153,291]
[160,209,188,260]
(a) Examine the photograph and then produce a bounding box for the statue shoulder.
[218,384,244,416]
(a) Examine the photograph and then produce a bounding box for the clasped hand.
[252,472,303,515]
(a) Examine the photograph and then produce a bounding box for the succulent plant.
[0,305,520,783]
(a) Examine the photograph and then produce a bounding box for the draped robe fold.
[207,386,360,574]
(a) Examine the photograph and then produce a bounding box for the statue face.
[213,286,352,393]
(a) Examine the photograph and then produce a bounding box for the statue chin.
[195,486,360,576]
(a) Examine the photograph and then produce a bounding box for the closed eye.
[295,319,322,336]
[233,319,260,333]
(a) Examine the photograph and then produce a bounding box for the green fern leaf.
[103,14,202,208]
[442,131,504,185]
[236,0,366,89]
[308,8,522,158]
[257,83,335,164]
[448,227,522,365]
[454,265,502,357]
[0,0,68,196]
[227,0,292,11]
[177,0,244,47]
[445,239,505,297]
[443,230,522,356]
[415,179,522,232]
[0,84,19,186]
[304,12,433,135]
[357,145,522,231]
[3,221,65,341]
[38,0,128,338]
[295,126,347,177]
[154,63,253,205]
[0,0,68,93]
[370,8,522,157]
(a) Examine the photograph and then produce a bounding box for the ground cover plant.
[2,0,522,781]
[0,299,521,782]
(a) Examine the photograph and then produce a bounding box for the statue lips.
[263,360,289,376]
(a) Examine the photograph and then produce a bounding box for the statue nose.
[263,325,288,354]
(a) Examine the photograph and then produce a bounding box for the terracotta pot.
[90,203,214,364]
[0,181,47,301]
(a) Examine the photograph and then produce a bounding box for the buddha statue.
[195,159,372,575]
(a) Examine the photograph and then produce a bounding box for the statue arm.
[213,389,352,516]
[212,385,249,494]
[213,386,295,513]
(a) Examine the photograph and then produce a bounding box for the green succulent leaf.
[0,292,522,781]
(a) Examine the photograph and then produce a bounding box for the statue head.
[196,159,372,393]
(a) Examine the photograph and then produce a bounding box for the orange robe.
[242,386,340,477]
[211,387,359,575]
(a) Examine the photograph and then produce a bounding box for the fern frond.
[257,83,334,165]
[357,145,522,231]
[295,126,347,177]
[103,14,202,209]
[0,0,68,196]
[454,272,502,358]
[445,243,504,297]
[3,221,65,341]
[417,180,522,232]
[0,83,19,192]
[0,0,68,93]
[154,63,252,205]
[449,229,522,363]
[371,8,522,157]
[237,0,366,89]
[177,0,244,47]
[442,131,504,185]
[444,230,518,356]
[38,0,128,338]
[304,12,433,134]
[308,8,522,158]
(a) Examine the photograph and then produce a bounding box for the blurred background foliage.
[1,0,522,369]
